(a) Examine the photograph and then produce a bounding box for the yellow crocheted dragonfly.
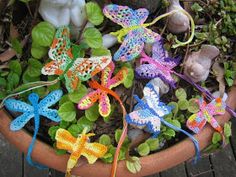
[55,128,108,176]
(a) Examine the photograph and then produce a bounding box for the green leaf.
[59,94,70,106]
[118,146,126,160]
[22,70,40,83]
[146,138,159,151]
[7,72,20,91]
[126,157,141,174]
[115,129,129,145]
[68,84,87,103]
[11,38,22,55]
[86,2,104,26]
[175,88,187,100]
[178,99,189,110]
[91,47,111,56]
[137,142,150,156]
[0,92,7,99]
[32,22,55,47]
[77,116,94,132]
[212,132,222,144]
[224,123,232,137]
[191,3,203,12]
[55,149,67,155]
[34,87,47,97]
[68,124,82,137]
[48,126,59,140]
[59,120,70,129]
[71,43,87,58]
[58,101,76,122]
[9,60,22,76]
[82,27,103,49]
[48,75,61,91]
[0,78,6,87]
[169,119,181,128]
[163,128,175,137]
[31,42,48,59]
[85,103,100,121]
[122,63,134,88]
[188,98,200,113]
[99,134,111,146]
[27,58,43,77]
[168,102,178,115]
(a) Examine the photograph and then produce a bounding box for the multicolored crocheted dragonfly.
[41,26,111,92]
[4,90,63,168]
[55,128,107,176]
[135,40,180,88]
[103,4,161,61]
[126,82,200,159]
[78,61,128,117]
[187,97,226,137]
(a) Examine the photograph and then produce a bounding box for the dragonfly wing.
[70,56,111,82]
[143,28,161,43]
[108,67,128,89]
[207,115,223,133]
[39,108,61,122]
[78,90,100,110]
[55,128,76,152]
[38,90,63,108]
[82,142,108,164]
[152,40,167,62]
[187,112,207,134]
[4,98,33,113]
[126,109,161,134]
[103,4,148,27]
[99,92,111,117]
[42,26,73,76]
[10,112,34,131]
[101,62,114,87]
[206,98,226,115]
[136,64,161,79]
[114,28,145,61]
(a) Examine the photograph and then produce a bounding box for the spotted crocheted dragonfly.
[135,40,180,88]
[103,4,161,61]
[41,26,111,92]
[126,82,200,159]
[187,97,226,138]
[4,90,63,168]
[55,128,107,176]
[78,61,128,117]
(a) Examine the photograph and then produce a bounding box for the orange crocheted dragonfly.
[55,128,108,176]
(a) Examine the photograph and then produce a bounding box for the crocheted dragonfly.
[4,90,63,168]
[55,128,107,176]
[135,40,180,88]
[103,4,161,61]
[126,82,200,159]
[41,26,111,92]
[78,61,128,117]
[187,97,226,137]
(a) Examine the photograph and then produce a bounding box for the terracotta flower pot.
[0,81,236,177]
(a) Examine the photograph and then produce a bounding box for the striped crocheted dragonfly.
[42,26,111,92]
[103,4,161,61]
[135,40,180,88]
[55,128,107,176]
[78,61,128,117]
[4,90,63,168]
[187,97,226,140]
[126,82,200,160]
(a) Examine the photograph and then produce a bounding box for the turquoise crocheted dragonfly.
[4,90,63,168]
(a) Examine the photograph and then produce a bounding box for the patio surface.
[0,118,236,177]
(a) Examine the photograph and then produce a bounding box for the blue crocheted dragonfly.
[4,90,63,168]
[126,82,200,161]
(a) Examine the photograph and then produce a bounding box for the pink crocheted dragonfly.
[78,61,128,117]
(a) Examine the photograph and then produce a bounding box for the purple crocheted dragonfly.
[103,4,161,61]
[135,40,180,88]
[4,90,63,168]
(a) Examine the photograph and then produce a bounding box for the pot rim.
[0,84,235,177]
